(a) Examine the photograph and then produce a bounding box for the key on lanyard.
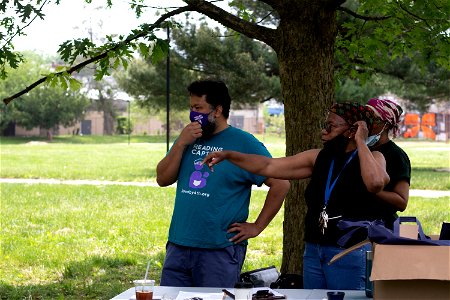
[319,208,328,235]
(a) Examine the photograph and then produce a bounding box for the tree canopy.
[116,23,280,111]
[0,52,89,139]
[1,0,449,272]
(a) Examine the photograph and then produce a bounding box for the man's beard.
[201,121,216,139]
[323,134,349,153]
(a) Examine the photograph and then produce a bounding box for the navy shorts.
[160,241,247,287]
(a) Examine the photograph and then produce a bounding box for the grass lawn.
[0,184,283,299]
[1,136,449,190]
[1,183,448,300]
[0,135,449,299]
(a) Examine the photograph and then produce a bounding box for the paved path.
[1,178,449,198]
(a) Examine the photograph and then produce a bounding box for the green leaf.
[94,69,104,81]
[54,65,68,72]
[121,58,128,70]
[150,39,169,65]
[48,76,58,88]
[139,43,150,58]
[68,78,82,91]
[45,73,55,84]
[113,58,120,69]
[59,76,68,90]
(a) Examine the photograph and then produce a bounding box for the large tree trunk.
[274,3,337,274]
[97,92,116,135]
[103,109,115,135]
[46,129,53,142]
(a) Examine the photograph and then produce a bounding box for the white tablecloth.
[110,286,368,300]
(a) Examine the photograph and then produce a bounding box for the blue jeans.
[160,242,247,287]
[303,242,370,290]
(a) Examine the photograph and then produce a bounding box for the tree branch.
[260,96,275,103]
[183,0,277,46]
[1,0,50,48]
[337,6,391,21]
[396,1,432,29]
[3,6,191,105]
[258,0,282,10]
[125,0,182,10]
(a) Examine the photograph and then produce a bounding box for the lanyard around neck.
[324,150,358,207]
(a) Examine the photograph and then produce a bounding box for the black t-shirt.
[368,140,411,228]
[373,140,411,189]
[304,146,400,246]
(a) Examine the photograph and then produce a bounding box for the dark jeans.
[160,242,247,287]
[303,242,370,290]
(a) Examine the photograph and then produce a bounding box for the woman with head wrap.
[366,98,411,217]
[202,102,390,290]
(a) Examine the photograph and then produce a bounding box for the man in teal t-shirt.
[156,80,290,287]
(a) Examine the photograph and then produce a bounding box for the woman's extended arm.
[202,149,321,180]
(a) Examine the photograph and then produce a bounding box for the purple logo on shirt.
[189,159,209,189]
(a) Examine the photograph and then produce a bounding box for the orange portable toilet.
[421,113,436,139]
[403,113,420,138]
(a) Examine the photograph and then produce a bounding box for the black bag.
[240,266,280,287]
[270,273,303,289]
[337,217,450,247]
[439,222,450,240]
[252,289,286,300]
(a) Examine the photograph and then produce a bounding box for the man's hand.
[179,122,203,146]
[227,222,262,244]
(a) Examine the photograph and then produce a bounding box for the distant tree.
[335,58,450,112]
[116,116,133,134]
[378,58,450,112]
[0,53,89,140]
[61,57,120,135]
[265,114,285,137]
[71,6,120,135]
[83,74,120,135]
[335,77,386,103]
[116,23,281,111]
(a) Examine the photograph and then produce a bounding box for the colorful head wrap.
[366,98,403,137]
[329,102,376,131]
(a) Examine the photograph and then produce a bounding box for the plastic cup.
[134,279,154,300]
[234,282,253,300]
[327,291,345,300]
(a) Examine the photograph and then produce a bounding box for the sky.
[10,0,196,55]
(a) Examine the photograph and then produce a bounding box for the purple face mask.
[190,111,211,127]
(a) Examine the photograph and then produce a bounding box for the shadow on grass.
[0,135,177,145]
[410,167,450,190]
[0,252,166,300]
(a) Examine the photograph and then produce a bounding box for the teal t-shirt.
[168,126,271,248]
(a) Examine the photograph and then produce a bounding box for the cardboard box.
[370,243,450,300]
[329,222,450,299]
[398,223,419,239]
